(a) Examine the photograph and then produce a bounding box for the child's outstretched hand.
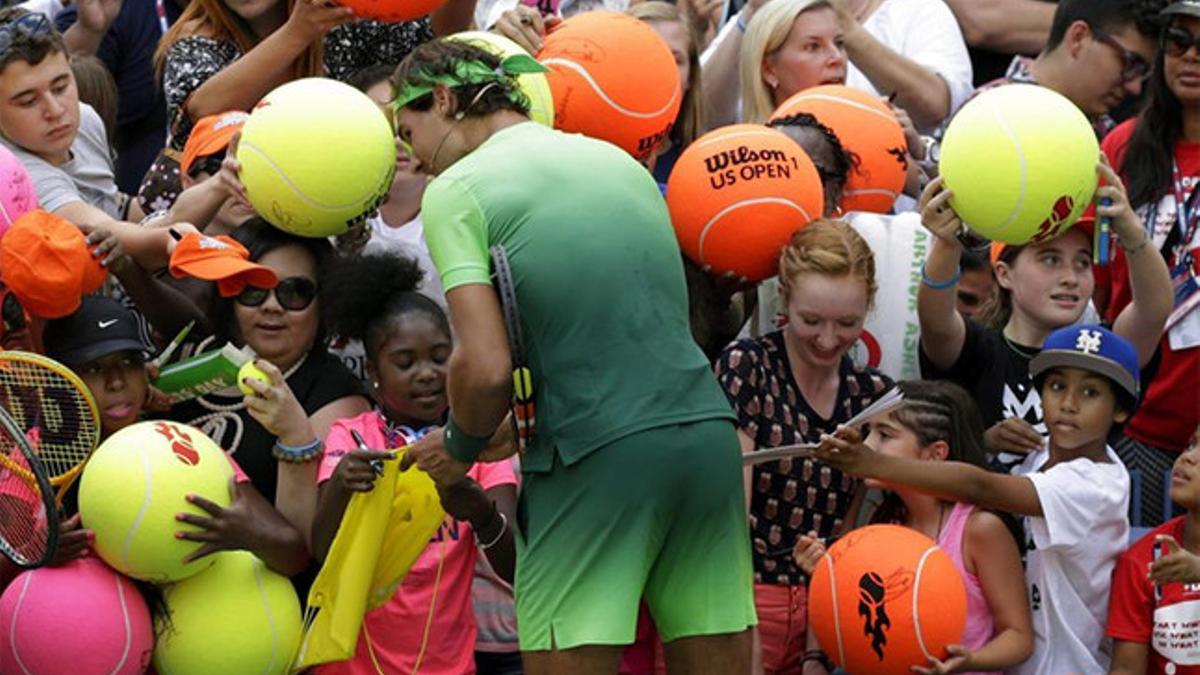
[792,531,826,576]
[1149,535,1200,585]
[813,425,872,476]
[912,645,972,674]
[50,513,93,566]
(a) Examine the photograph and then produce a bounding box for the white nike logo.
[98,319,118,329]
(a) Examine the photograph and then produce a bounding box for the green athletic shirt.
[422,122,735,473]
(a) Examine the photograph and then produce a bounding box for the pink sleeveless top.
[936,502,1000,675]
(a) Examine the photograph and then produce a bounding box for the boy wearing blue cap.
[815,323,1139,674]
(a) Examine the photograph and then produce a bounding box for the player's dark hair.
[391,40,531,118]
[346,63,398,94]
[322,251,449,361]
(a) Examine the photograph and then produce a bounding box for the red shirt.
[1100,120,1200,452]
[1108,517,1200,673]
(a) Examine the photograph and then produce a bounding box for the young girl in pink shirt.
[312,252,518,675]
[794,380,1033,674]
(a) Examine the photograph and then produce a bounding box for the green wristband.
[445,414,489,463]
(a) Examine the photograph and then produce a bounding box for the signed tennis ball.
[238,361,271,397]
[79,421,233,583]
[939,84,1098,245]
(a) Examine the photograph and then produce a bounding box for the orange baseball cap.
[169,232,278,297]
[990,216,1097,264]
[0,210,108,319]
[180,111,248,177]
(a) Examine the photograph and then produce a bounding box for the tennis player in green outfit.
[394,40,755,674]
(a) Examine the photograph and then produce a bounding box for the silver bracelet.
[476,512,508,550]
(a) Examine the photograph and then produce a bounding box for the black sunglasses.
[0,13,52,59]
[1092,27,1151,82]
[235,277,318,311]
[1165,24,1200,59]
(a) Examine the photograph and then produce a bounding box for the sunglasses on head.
[1091,27,1151,83]
[0,13,52,59]
[235,277,318,311]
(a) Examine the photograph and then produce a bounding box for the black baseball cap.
[43,296,147,366]
[1164,1,1200,19]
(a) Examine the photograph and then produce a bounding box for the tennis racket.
[490,246,535,452]
[0,352,101,507]
[0,404,58,567]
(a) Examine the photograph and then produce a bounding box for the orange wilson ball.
[771,85,907,214]
[809,524,967,675]
[334,0,445,22]
[538,12,681,162]
[666,124,823,282]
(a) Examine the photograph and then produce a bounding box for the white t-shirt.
[364,213,446,308]
[2,104,120,218]
[1013,445,1130,675]
[846,0,973,130]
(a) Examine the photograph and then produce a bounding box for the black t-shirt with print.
[169,348,364,502]
[717,331,894,585]
[920,319,1042,471]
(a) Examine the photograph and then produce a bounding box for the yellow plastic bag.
[292,448,445,670]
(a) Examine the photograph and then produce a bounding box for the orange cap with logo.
[990,216,1097,264]
[180,111,249,177]
[169,232,278,297]
[0,210,107,319]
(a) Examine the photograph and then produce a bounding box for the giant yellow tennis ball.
[154,551,302,675]
[447,31,554,128]
[238,78,396,238]
[939,84,1099,245]
[79,420,234,583]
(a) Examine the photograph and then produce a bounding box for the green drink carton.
[152,343,256,404]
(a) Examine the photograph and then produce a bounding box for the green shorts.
[514,418,757,651]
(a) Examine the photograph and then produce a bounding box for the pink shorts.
[755,583,807,675]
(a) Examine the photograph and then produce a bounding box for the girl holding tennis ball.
[916,157,1171,465]
[310,251,518,675]
[41,296,310,576]
[792,380,1032,674]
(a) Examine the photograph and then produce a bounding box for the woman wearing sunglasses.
[168,218,370,561]
[1097,1,1200,534]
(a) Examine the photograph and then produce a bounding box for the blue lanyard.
[1170,160,1200,267]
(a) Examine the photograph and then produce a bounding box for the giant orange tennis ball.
[666,124,823,281]
[939,84,1099,245]
[771,85,907,214]
[809,525,967,675]
[334,0,445,22]
[537,12,681,162]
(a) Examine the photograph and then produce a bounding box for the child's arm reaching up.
[814,427,1045,517]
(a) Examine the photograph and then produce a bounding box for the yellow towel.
[293,447,445,670]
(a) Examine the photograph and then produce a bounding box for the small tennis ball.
[238,361,271,396]
[79,421,234,583]
[939,84,1098,245]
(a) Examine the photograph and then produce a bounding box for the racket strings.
[0,419,53,566]
[0,358,100,482]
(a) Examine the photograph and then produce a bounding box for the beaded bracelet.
[920,262,961,290]
[273,437,323,464]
